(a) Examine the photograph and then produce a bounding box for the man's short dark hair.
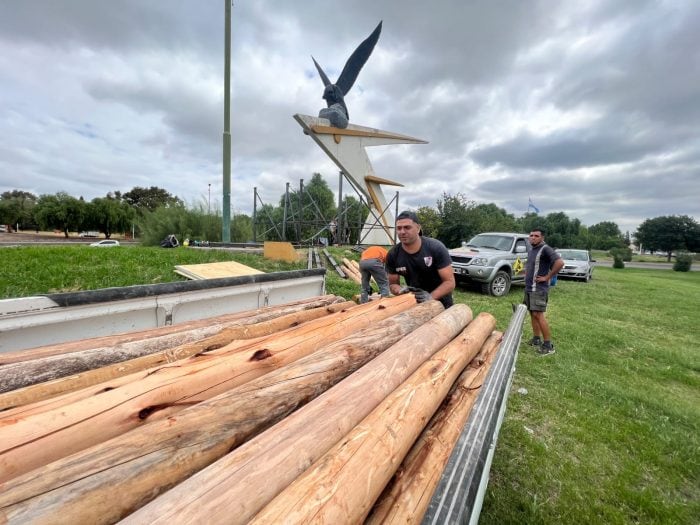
[531,227,546,236]
[396,210,420,223]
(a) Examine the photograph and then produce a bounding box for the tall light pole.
[222,0,232,242]
[208,183,211,214]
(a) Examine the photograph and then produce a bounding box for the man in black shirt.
[386,210,455,308]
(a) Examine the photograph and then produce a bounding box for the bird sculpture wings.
[312,21,382,128]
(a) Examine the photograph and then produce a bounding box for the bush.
[613,255,625,269]
[609,246,632,262]
[673,253,693,272]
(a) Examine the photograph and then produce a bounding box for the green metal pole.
[222,0,232,242]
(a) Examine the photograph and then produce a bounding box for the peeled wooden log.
[341,258,362,284]
[344,258,379,289]
[469,338,491,368]
[0,296,345,394]
[345,269,362,285]
[0,295,415,483]
[345,257,363,278]
[0,300,353,413]
[0,295,341,366]
[124,303,472,525]
[366,331,502,524]
[346,272,362,285]
[0,301,354,418]
[342,257,361,276]
[250,313,496,524]
[0,302,444,525]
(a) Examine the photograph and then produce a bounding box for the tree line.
[1,183,698,258]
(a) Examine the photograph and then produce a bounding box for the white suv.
[449,233,529,296]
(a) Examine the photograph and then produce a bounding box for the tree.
[254,203,283,241]
[416,206,441,238]
[338,196,364,244]
[34,192,86,237]
[123,186,182,212]
[589,221,624,250]
[231,213,253,243]
[0,190,37,230]
[518,212,584,249]
[85,196,135,238]
[278,173,337,242]
[436,193,475,248]
[634,215,700,261]
[468,203,518,235]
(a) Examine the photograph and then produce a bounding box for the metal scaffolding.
[252,172,399,246]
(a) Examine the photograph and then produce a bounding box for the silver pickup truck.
[449,232,529,296]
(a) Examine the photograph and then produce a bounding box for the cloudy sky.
[1,0,698,235]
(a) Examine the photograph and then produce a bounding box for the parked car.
[90,239,120,247]
[556,249,593,282]
[449,233,530,296]
[79,231,100,238]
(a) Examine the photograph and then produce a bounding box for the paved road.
[0,232,137,246]
[2,234,697,271]
[593,261,699,271]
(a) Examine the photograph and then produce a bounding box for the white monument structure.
[294,114,427,245]
[299,21,427,245]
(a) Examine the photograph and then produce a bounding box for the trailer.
[0,275,525,524]
[0,268,325,353]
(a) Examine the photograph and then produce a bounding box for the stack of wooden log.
[0,294,503,524]
[341,256,363,284]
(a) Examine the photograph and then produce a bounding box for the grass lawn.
[1,245,698,524]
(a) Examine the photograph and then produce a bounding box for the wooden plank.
[263,241,298,262]
[323,248,345,277]
[173,261,263,280]
[0,302,445,525]
[0,296,415,483]
[250,313,497,524]
[365,331,502,524]
[124,303,471,525]
[313,247,324,268]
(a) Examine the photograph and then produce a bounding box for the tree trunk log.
[0,296,344,394]
[365,331,502,524]
[0,295,415,483]
[342,257,363,284]
[0,301,354,413]
[123,303,472,525]
[250,313,496,524]
[0,295,341,366]
[0,302,444,525]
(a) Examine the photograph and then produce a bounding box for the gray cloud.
[470,116,665,170]
[0,0,698,233]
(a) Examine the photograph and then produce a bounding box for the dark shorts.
[524,290,549,312]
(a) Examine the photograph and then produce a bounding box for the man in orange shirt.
[359,245,390,303]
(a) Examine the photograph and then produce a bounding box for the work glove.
[405,286,432,303]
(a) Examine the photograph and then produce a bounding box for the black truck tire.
[482,270,511,297]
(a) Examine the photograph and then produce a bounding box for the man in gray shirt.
[524,228,564,355]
